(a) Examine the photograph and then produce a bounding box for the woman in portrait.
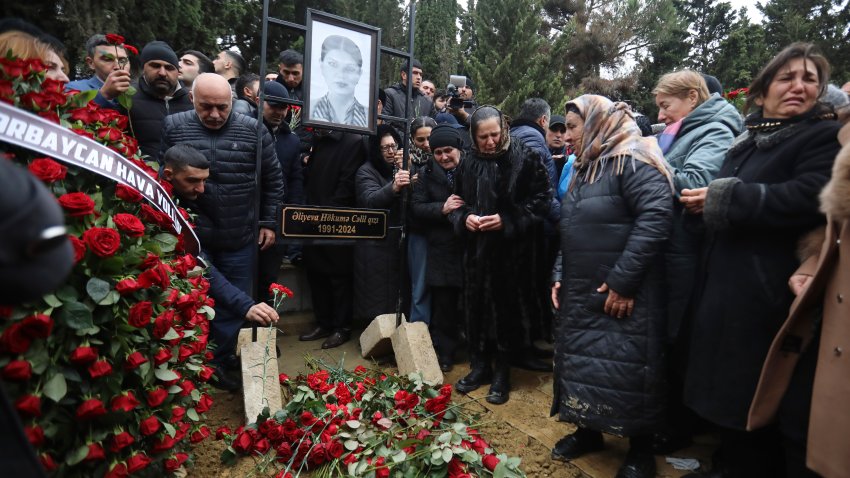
[312,34,367,127]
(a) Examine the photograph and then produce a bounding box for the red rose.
[70,345,98,364]
[482,454,500,471]
[115,183,143,202]
[83,442,105,462]
[140,203,173,229]
[300,411,317,427]
[105,33,125,45]
[104,462,128,478]
[25,425,44,447]
[153,347,172,365]
[138,263,171,289]
[69,235,86,263]
[126,452,151,473]
[15,394,41,417]
[164,452,188,471]
[109,431,134,452]
[146,386,168,407]
[139,415,161,436]
[279,373,289,384]
[113,213,145,237]
[0,322,31,354]
[39,453,57,472]
[110,391,140,412]
[275,442,293,462]
[0,79,14,102]
[2,360,32,381]
[76,398,106,420]
[82,227,121,258]
[88,359,113,378]
[232,431,253,454]
[199,365,214,382]
[28,158,67,182]
[21,314,52,338]
[178,379,195,397]
[21,90,66,110]
[97,126,123,143]
[308,443,328,466]
[215,426,232,440]
[327,440,344,459]
[170,405,186,423]
[58,192,95,217]
[128,300,153,328]
[195,393,213,414]
[190,426,211,444]
[152,434,177,453]
[125,351,148,369]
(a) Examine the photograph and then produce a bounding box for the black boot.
[615,440,656,478]
[455,353,491,394]
[551,428,604,461]
[486,354,511,404]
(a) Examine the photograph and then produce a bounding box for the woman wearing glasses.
[353,125,410,323]
[313,35,367,127]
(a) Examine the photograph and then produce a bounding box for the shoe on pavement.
[299,326,331,342]
[321,330,350,349]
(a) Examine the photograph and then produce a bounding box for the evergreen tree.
[337,0,406,86]
[414,0,461,90]
[709,10,772,91]
[676,0,736,70]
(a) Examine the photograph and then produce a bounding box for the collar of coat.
[510,118,547,139]
[820,122,850,221]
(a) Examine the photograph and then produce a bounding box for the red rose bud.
[39,453,58,472]
[68,235,86,263]
[177,345,193,362]
[152,433,177,453]
[104,462,128,478]
[109,431,135,452]
[83,442,105,462]
[76,398,106,420]
[483,454,500,471]
[153,347,172,365]
[110,391,140,412]
[124,351,148,370]
[126,452,151,473]
[2,360,32,381]
[115,278,142,295]
[0,322,32,354]
[127,300,153,328]
[138,263,171,289]
[21,313,53,338]
[146,387,168,407]
[58,192,95,217]
[190,426,211,444]
[279,373,289,384]
[115,183,143,202]
[70,345,98,364]
[28,158,67,182]
[15,394,41,417]
[195,393,213,414]
[215,426,231,440]
[232,431,253,454]
[199,365,214,382]
[170,405,186,423]
[113,213,145,237]
[104,33,125,45]
[88,359,113,378]
[178,379,195,397]
[139,415,161,436]
[82,227,121,258]
[24,425,44,447]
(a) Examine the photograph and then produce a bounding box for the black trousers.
[304,246,353,332]
[430,286,462,360]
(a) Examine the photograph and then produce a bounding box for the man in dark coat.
[298,129,366,349]
[382,59,434,126]
[159,73,284,383]
[124,41,193,159]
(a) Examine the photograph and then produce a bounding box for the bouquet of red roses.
[1,54,214,476]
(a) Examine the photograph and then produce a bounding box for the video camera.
[445,75,474,110]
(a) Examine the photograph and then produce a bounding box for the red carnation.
[128,300,153,328]
[125,351,148,369]
[279,373,289,384]
[139,415,161,436]
[109,431,135,452]
[76,398,106,420]
[2,360,31,381]
[126,452,151,473]
[104,33,125,45]
[25,425,44,447]
[68,234,86,263]
[0,322,31,354]
[21,314,52,338]
[15,394,41,417]
[115,183,143,202]
[195,393,213,414]
[110,391,140,412]
[70,345,98,364]
[268,283,294,297]
[88,359,113,378]
[124,44,139,56]
[113,213,145,237]
[82,227,121,257]
[82,442,105,463]
[28,158,67,182]
[146,386,168,407]
[58,192,95,217]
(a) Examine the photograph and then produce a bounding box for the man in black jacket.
[383,59,434,126]
[125,41,193,159]
[159,73,285,378]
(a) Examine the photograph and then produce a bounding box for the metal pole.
[396,1,416,328]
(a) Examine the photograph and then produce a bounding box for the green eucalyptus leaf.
[99,256,125,275]
[43,294,62,308]
[162,328,180,341]
[58,301,93,330]
[42,373,67,402]
[391,450,406,463]
[97,290,120,306]
[163,422,176,438]
[65,444,90,466]
[154,367,179,382]
[441,448,452,463]
[187,408,200,421]
[153,233,178,253]
[56,285,78,303]
[344,439,359,451]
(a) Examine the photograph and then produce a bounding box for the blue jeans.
[407,233,431,323]
[205,243,254,365]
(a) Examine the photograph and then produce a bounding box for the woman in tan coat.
[748,120,850,478]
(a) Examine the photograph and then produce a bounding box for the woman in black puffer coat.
[550,95,674,478]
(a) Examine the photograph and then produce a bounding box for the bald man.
[159,72,285,390]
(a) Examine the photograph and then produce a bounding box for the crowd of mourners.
[4,17,850,478]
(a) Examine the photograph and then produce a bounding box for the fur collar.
[820,130,850,221]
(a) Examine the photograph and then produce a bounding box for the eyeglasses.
[380,144,398,152]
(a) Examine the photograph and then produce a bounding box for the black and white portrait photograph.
[303,11,379,134]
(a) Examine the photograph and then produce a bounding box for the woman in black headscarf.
[449,106,552,404]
